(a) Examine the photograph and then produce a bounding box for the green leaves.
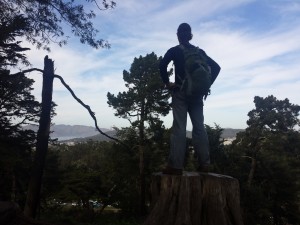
[107,52,171,127]
[1,0,115,50]
[247,95,300,132]
[229,95,300,225]
[107,52,172,214]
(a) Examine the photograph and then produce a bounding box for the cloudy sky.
[24,0,300,130]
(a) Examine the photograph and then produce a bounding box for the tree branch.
[54,74,128,147]
[11,68,44,76]
[16,68,128,148]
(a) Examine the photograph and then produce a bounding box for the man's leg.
[188,97,210,167]
[168,91,187,169]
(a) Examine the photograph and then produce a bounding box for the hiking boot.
[162,166,183,175]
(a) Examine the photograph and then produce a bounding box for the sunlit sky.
[23,0,300,130]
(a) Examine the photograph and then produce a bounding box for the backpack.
[179,44,212,97]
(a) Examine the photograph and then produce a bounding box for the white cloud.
[15,0,300,130]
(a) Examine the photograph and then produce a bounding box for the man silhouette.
[160,23,221,175]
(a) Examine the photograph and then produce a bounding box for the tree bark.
[139,144,146,215]
[247,157,256,187]
[144,172,244,225]
[24,56,54,218]
[139,102,146,216]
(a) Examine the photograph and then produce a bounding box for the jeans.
[168,89,210,169]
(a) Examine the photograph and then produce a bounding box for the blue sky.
[25,0,300,130]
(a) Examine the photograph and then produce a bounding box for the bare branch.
[11,68,44,76]
[18,68,128,148]
[54,74,128,148]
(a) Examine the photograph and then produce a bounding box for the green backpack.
[179,45,212,97]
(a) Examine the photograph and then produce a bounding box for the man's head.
[177,23,192,43]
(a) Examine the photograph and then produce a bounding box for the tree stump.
[143,172,244,225]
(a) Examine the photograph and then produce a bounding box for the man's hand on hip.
[166,82,176,90]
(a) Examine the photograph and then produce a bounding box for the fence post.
[24,56,54,218]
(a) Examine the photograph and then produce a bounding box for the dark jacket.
[159,43,221,86]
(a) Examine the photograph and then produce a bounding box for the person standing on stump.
[159,23,221,175]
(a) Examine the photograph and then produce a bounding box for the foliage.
[0,130,34,206]
[0,15,31,66]
[40,126,170,216]
[112,126,170,212]
[39,124,228,219]
[0,0,114,215]
[43,140,140,214]
[107,52,171,127]
[0,13,40,131]
[0,0,116,51]
[205,124,227,173]
[0,11,40,205]
[40,208,142,225]
[49,141,107,207]
[247,95,300,131]
[0,23,57,206]
[0,71,40,129]
[40,148,64,207]
[228,95,300,225]
[0,0,116,218]
[107,52,171,215]
[0,61,40,206]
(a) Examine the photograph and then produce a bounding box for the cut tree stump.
[143,172,244,225]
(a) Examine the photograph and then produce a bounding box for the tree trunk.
[139,104,146,216]
[143,172,244,225]
[247,157,256,187]
[24,56,54,218]
[139,144,146,215]
[11,172,16,201]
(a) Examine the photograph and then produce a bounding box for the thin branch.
[12,115,31,127]
[16,67,128,148]
[93,0,105,11]
[93,0,116,11]
[11,68,44,76]
[54,74,128,147]
[126,112,138,117]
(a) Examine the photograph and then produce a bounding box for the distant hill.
[60,130,117,143]
[23,124,243,142]
[221,128,244,138]
[23,124,110,140]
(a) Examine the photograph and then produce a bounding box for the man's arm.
[159,49,173,86]
[207,56,221,84]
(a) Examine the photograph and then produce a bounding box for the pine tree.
[230,95,300,225]
[107,52,171,215]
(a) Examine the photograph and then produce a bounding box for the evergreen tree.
[0,15,31,67]
[0,15,40,205]
[229,95,300,225]
[49,141,106,208]
[205,124,227,173]
[107,52,171,215]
